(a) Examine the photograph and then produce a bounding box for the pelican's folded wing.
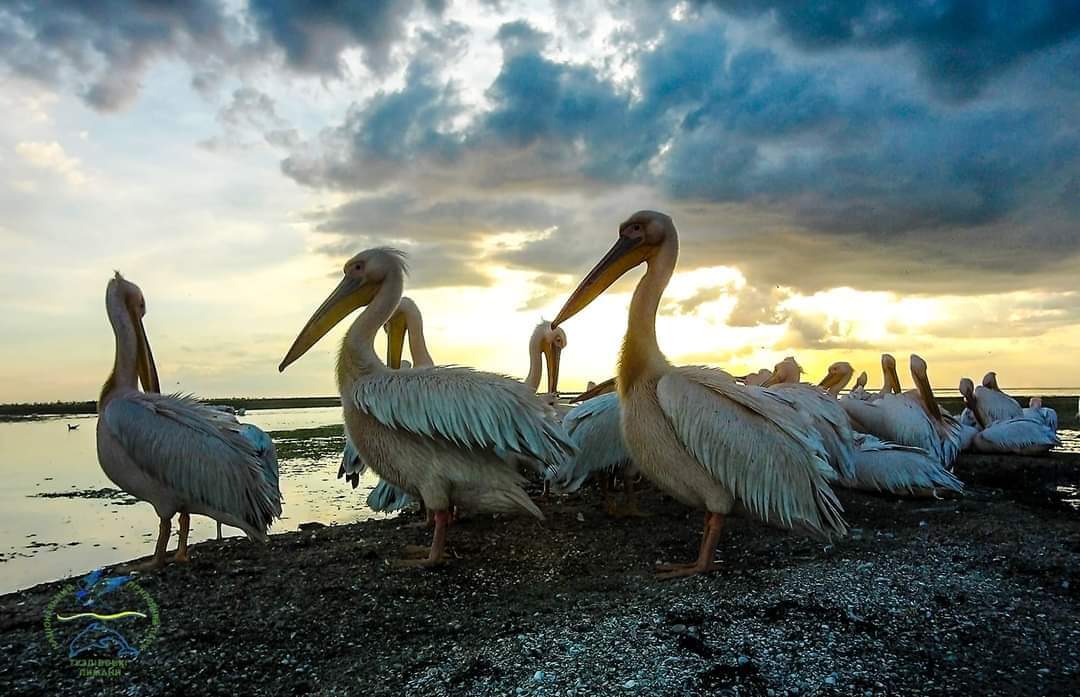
[656,366,846,538]
[352,366,575,475]
[101,393,282,540]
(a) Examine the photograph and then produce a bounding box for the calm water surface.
[1,408,1077,594]
[0,407,388,594]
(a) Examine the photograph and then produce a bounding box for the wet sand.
[1,452,1077,696]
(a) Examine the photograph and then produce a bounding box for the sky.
[0,0,1078,403]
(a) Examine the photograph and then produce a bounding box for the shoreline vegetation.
[1,451,1078,695]
[3,394,1078,427]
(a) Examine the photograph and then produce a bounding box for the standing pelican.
[279,249,572,567]
[552,211,845,579]
[97,273,281,569]
[1023,397,1058,433]
[840,355,961,469]
[339,297,430,516]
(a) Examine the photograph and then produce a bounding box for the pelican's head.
[959,377,975,400]
[573,376,617,402]
[881,353,902,394]
[106,272,160,393]
[552,210,674,328]
[761,357,803,387]
[982,371,999,390]
[741,368,772,386]
[531,320,568,393]
[855,371,868,389]
[818,361,854,396]
[280,248,407,372]
[1030,396,1043,409]
[383,296,419,370]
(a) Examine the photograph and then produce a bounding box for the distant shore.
[3,393,1078,427]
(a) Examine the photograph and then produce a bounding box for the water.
[1,409,1077,595]
[0,407,391,594]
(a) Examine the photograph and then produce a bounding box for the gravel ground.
[1,453,1078,696]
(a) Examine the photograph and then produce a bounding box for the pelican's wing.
[769,383,856,480]
[239,423,280,494]
[366,479,414,512]
[847,434,963,495]
[554,392,631,492]
[974,386,1023,425]
[352,366,574,475]
[974,418,1060,455]
[338,433,366,489]
[1023,406,1058,432]
[101,393,282,540]
[656,366,847,538]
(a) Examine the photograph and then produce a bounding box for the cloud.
[696,0,1080,101]
[14,141,87,187]
[728,284,791,327]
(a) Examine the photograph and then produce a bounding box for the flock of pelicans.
[96,211,1062,579]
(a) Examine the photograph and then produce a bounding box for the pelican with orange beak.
[552,211,845,579]
[96,273,281,569]
[279,248,572,567]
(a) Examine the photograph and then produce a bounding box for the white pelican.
[553,377,642,516]
[1023,397,1058,432]
[847,371,871,401]
[761,358,857,481]
[524,320,566,397]
[552,211,845,579]
[97,273,282,569]
[964,372,1023,427]
[279,249,572,567]
[960,378,1059,455]
[739,368,773,386]
[845,434,963,496]
[840,355,961,469]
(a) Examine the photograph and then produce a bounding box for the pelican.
[960,378,1059,455]
[847,371,870,401]
[524,320,565,397]
[840,354,961,469]
[962,372,1023,427]
[97,273,282,569]
[553,377,642,516]
[1023,397,1058,432]
[279,249,572,567]
[339,297,430,517]
[552,211,845,579]
[739,368,773,386]
[845,433,963,496]
[761,358,857,481]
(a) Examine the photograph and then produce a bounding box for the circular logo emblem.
[43,568,160,679]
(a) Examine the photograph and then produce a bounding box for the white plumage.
[971,418,1060,455]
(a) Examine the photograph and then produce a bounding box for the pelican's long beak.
[279,276,375,372]
[883,357,903,395]
[385,312,407,370]
[818,369,852,396]
[910,355,942,424]
[574,376,616,402]
[553,235,646,328]
[544,345,562,394]
[132,313,160,394]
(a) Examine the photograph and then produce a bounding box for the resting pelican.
[845,434,963,496]
[962,372,1023,427]
[279,249,572,567]
[97,273,282,569]
[841,355,961,469]
[1023,397,1058,432]
[552,211,845,579]
[553,377,642,515]
[847,371,870,401]
[761,359,856,481]
[739,368,773,386]
[960,379,1059,455]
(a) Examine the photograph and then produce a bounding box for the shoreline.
[2,452,1078,695]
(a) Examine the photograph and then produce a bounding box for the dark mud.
[1,454,1078,696]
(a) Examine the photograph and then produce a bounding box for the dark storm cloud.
[248,0,443,75]
[695,0,1080,101]
[0,0,231,110]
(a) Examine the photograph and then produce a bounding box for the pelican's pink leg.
[172,512,191,563]
[129,517,171,572]
[655,512,725,580]
[395,510,450,567]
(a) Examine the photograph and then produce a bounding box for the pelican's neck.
[618,237,676,393]
[525,331,544,392]
[402,303,434,368]
[337,272,403,390]
[100,290,138,410]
